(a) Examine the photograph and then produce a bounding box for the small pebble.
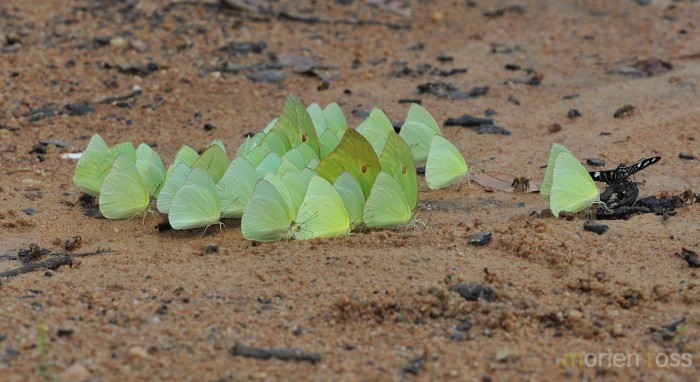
[22,208,36,215]
[586,158,605,166]
[468,232,492,246]
[127,346,149,360]
[59,363,90,382]
[583,219,608,235]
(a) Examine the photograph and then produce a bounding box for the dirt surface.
[1,0,700,381]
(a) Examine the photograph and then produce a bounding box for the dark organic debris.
[216,41,266,57]
[402,355,425,376]
[468,232,492,246]
[97,86,143,104]
[484,5,525,18]
[1,245,112,278]
[78,193,96,206]
[587,158,606,167]
[449,283,496,302]
[57,328,74,338]
[201,244,219,255]
[607,58,672,77]
[231,343,321,364]
[505,63,521,71]
[677,248,700,268]
[277,10,411,30]
[118,62,159,76]
[583,219,608,235]
[155,220,172,232]
[64,236,81,251]
[203,123,217,132]
[444,114,493,127]
[568,109,582,119]
[506,72,543,86]
[39,139,69,148]
[678,152,695,160]
[1,255,72,278]
[599,180,640,210]
[648,318,686,342]
[64,103,94,116]
[598,185,691,220]
[490,43,521,54]
[613,104,635,118]
[563,94,580,99]
[247,69,287,83]
[507,95,520,105]
[475,124,511,135]
[398,98,421,104]
[417,82,488,100]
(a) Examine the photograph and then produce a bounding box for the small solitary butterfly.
[589,157,661,185]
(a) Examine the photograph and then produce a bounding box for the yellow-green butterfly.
[216,157,259,218]
[363,171,413,229]
[73,134,136,196]
[271,95,320,156]
[378,132,419,210]
[333,171,365,226]
[356,108,394,155]
[399,103,441,167]
[193,143,229,183]
[539,143,572,202]
[316,129,380,200]
[168,167,221,230]
[294,176,350,240]
[425,135,468,189]
[165,145,199,179]
[549,150,602,217]
[135,143,165,198]
[241,174,299,242]
[99,154,150,219]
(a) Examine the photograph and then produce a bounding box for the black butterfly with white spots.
[589,157,661,185]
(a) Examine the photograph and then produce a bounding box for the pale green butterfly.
[156,162,192,214]
[319,128,341,159]
[363,171,413,229]
[316,129,380,200]
[135,143,165,198]
[550,151,602,217]
[540,143,572,202]
[399,103,441,167]
[260,129,292,157]
[294,176,350,240]
[333,171,365,226]
[245,145,272,168]
[307,102,327,136]
[279,143,318,170]
[299,167,318,186]
[262,118,278,134]
[168,167,221,230]
[241,177,297,242]
[272,95,320,156]
[379,132,419,210]
[255,152,281,178]
[323,102,347,135]
[280,170,307,214]
[216,157,259,218]
[356,108,394,155]
[73,136,136,197]
[235,132,265,158]
[425,135,468,189]
[193,143,229,183]
[99,154,150,219]
[165,145,199,179]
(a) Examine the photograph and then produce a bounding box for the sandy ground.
[1,0,700,381]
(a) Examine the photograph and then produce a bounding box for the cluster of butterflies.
[540,143,661,217]
[72,95,470,242]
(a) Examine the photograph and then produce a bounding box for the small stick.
[231,343,321,364]
[0,255,72,278]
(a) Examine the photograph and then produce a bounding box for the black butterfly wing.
[625,156,661,178]
[588,169,617,185]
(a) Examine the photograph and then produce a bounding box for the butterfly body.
[589,157,661,185]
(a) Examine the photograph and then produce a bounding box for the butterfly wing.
[295,176,350,240]
[356,108,394,155]
[363,172,412,229]
[135,143,166,198]
[242,179,295,242]
[379,133,419,209]
[323,102,348,135]
[73,141,136,196]
[399,103,441,167]
[540,143,572,200]
[156,162,192,214]
[193,144,229,183]
[273,95,320,156]
[550,152,599,217]
[216,157,259,218]
[316,129,380,199]
[165,145,199,179]
[99,154,150,219]
[425,135,468,189]
[168,168,221,230]
[333,171,365,226]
